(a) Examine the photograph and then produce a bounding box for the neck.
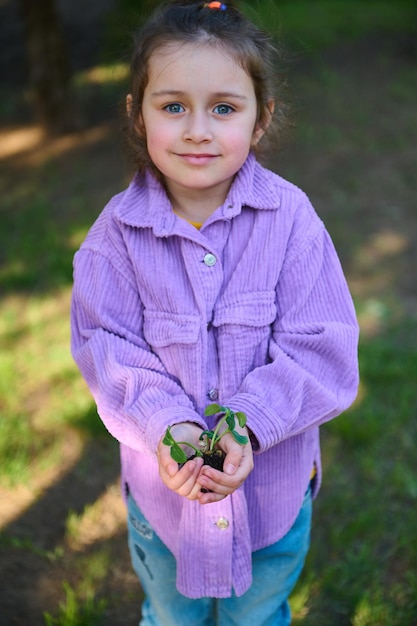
[164,180,234,224]
[170,199,219,224]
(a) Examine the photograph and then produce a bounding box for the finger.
[178,466,205,499]
[222,443,254,477]
[199,451,254,494]
[219,434,248,476]
[186,479,204,501]
[198,490,227,505]
[160,458,201,495]
[165,458,181,479]
[221,443,244,475]
[198,468,238,495]
[157,444,179,479]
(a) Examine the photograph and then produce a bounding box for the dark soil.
[202,451,225,472]
[200,451,225,491]
[0,4,416,625]
[184,451,225,492]
[183,451,225,472]
[180,451,225,492]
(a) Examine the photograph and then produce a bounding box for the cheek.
[145,118,174,147]
[223,127,255,152]
[223,114,258,145]
[144,125,168,158]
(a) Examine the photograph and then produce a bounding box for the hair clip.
[204,1,227,10]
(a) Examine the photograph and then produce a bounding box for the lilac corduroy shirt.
[71,153,359,598]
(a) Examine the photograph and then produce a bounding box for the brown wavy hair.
[122,0,289,175]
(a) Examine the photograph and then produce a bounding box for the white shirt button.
[216,517,229,530]
[208,388,219,401]
[203,253,217,267]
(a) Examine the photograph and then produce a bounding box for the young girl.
[71,1,359,624]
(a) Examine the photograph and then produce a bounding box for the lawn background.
[0,0,417,624]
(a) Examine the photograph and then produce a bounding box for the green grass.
[43,582,107,626]
[0,286,105,486]
[290,320,417,624]
[242,0,417,51]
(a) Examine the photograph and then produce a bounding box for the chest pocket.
[212,291,276,328]
[211,291,277,393]
[143,310,200,348]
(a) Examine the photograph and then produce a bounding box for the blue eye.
[214,104,233,115]
[164,103,184,114]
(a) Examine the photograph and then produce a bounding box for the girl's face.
[138,42,265,211]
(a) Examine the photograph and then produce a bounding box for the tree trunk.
[18,0,77,134]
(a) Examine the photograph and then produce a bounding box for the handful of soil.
[163,404,248,493]
[181,449,225,492]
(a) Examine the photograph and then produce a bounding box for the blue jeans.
[127,487,312,626]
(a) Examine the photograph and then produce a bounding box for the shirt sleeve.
[226,202,360,452]
[70,244,206,454]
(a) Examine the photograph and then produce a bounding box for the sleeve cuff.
[225,393,284,453]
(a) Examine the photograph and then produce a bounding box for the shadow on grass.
[0,404,142,626]
[292,320,417,625]
[0,119,128,298]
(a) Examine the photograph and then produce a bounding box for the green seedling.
[163,404,248,466]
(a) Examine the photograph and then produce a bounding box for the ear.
[126,93,145,137]
[126,93,133,116]
[252,99,274,146]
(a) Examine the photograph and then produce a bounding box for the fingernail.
[225,463,236,474]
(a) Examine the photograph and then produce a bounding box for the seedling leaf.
[235,411,247,428]
[231,430,249,445]
[204,403,224,416]
[200,430,214,441]
[162,427,175,446]
[170,444,188,464]
[225,412,235,430]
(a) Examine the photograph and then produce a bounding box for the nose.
[183,110,213,143]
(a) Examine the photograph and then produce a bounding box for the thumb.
[222,442,243,475]
[158,438,178,477]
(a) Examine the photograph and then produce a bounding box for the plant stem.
[209,410,229,452]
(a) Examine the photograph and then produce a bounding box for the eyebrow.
[150,90,248,100]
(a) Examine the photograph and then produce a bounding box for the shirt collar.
[221,152,281,216]
[114,153,281,236]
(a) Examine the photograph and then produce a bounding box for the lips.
[177,153,218,166]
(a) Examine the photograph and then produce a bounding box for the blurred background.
[0,1,416,624]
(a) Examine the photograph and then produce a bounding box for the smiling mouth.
[177,153,218,165]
